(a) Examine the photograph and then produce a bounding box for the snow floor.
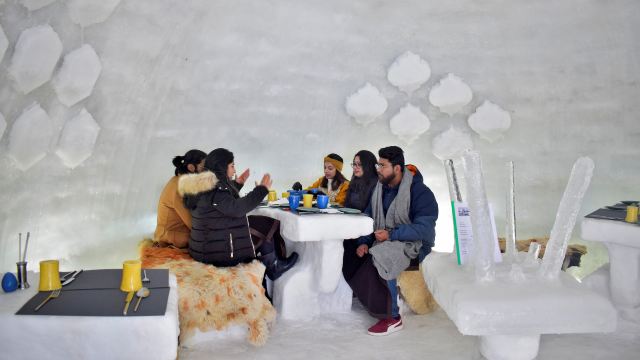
[178,299,640,360]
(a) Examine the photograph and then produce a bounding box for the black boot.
[259,251,299,281]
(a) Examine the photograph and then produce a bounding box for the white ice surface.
[8,25,62,94]
[52,44,102,107]
[431,126,474,161]
[0,272,179,360]
[19,0,56,11]
[0,112,6,140]
[66,0,122,27]
[250,207,372,320]
[0,24,8,62]
[389,104,430,144]
[345,83,388,126]
[8,103,53,171]
[178,297,640,360]
[581,218,640,318]
[468,100,512,142]
[423,252,617,336]
[428,73,473,116]
[387,51,431,94]
[55,108,101,169]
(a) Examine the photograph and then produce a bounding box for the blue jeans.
[387,279,399,318]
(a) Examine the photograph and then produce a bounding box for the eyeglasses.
[374,163,390,170]
[351,162,362,168]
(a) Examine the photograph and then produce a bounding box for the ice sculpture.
[428,73,473,116]
[539,157,594,279]
[0,112,6,140]
[387,51,431,94]
[425,155,615,360]
[66,0,122,27]
[389,104,430,144]
[432,126,474,161]
[462,150,495,282]
[345,83,388,125]
[8,25,63,94]
[52,44,102,107]
[8,103,53,171]
[504,161,517,262]
[0,25,8,62]
[55,108,101,169]
[468,100,512,142]
[19,0,56,11]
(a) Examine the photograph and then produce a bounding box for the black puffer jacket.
[178,171,269,266]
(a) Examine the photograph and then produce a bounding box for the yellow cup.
[39,260,62,291]
[268,190,277,202]
[303,193,313,208]
[120,260,143,292]
[282,191,290,199]
[626,205,639,223]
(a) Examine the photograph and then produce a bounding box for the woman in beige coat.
[153,149,207,248]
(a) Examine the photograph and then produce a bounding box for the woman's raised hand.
[259,173,272,189]
[237,168,250,184]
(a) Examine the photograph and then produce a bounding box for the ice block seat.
[423,252,617,360]
[581,218,640,322]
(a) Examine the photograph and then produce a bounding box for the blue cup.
[288,195,301,210]
[317,194,329,209]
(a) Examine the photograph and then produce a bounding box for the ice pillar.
[504,161,517,262]
[462,151,495,282]
[539,157,594,279]
[444,159,462,202]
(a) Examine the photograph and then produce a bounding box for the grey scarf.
[369,169,422,280]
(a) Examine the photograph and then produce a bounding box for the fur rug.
[139,240,276,346]
[397,268,439,315]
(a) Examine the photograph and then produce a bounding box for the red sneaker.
[367,316,403,336]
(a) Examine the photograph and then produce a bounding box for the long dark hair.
[204,148,239,195]
[172,149,206,176]
[345,150,378,211]
[321,153,347,190]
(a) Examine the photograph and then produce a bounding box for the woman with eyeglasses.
[306,153,350,206]
[342,150,380,309]
[344,150,378,211]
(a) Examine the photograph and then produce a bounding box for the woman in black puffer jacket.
[180,148,297,279]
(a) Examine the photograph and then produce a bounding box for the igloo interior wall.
[0,0,639,273]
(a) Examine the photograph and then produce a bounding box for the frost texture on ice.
[0,25,8,62]
[462,150,495,282]
[428,73,473,116]
[55,108,101,168]
[389,104,430,144]
[8,25,63,94]
[387,51,431,94]
[19,0,56,11]
[345,83,388,125]
[432,127,474,161]
[8,103,53,171]
[0,112,6,140]
[52,44,102,107]
[539,157,594,280]
[468,100,512,142]
[66,0,122,27]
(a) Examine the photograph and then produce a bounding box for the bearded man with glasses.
[354,146,439,336]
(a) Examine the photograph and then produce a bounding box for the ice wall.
[0,0,639,271]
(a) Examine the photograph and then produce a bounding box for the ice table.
[250,207,373,320]
[581,218,640,321]
[0,272,179,360]
[423,252,617,360]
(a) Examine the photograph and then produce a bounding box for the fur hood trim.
[178,171,219,196]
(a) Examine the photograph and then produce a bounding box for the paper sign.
[453,201,502,265]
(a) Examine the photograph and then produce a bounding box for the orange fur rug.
[139,240,276,346]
